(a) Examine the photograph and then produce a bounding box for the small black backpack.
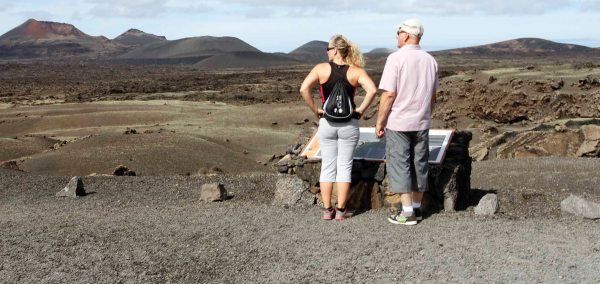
[323,81,354,122]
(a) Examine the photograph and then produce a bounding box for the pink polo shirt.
[378,44,439,132]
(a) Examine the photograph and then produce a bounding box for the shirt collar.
[400,44,421,50]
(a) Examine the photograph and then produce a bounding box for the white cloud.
[78,0,593,19]
[219,0,576,16]
[87,0,168,18]
[85,0,213,18]
[0,2,14,12]
[582,0,600,10]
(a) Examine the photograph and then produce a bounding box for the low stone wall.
[278,131,473,213]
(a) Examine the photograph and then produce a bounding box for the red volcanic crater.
[0,19,125,58]
[2,18,87,40]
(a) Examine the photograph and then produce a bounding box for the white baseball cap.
[398,19,424,38]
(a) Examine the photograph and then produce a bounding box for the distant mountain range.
[432,38,597,56]
[1,19,599,69]
[113,28,166,48]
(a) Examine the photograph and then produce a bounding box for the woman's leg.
[317,118,338,209]
[335,119,360,209]
[320,182,334,209]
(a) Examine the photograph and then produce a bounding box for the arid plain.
[1,19,599,282]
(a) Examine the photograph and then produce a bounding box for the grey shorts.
[385,129,429,193]
[317,118,360,183]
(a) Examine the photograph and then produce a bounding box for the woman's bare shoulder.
[314,62,330,70]
[349,65,368,77]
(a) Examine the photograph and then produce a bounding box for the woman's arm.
[299,65,323,118]
[355,69,378,116]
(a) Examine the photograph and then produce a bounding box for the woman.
[299,34,377,220]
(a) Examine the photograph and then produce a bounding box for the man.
[376,19,439,225]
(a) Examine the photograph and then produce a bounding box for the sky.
[1,0,600,53]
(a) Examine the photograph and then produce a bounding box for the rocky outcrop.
[471,119,600,161]
[291,131,473,213]
[576,125,600,157]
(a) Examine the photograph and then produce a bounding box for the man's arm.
[375,54,398,138]
[375,91,396,138]
[430,91,436,114]
[431,62,439,114]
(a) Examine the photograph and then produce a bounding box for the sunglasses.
[326,46,335,51]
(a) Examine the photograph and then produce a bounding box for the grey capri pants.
[385,129,429,193]
[317,118,360,183]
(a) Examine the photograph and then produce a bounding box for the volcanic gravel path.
[1,158,599,283]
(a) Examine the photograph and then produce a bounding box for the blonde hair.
[330,34,364,67]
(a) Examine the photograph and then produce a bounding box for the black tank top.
[319,62,357,109]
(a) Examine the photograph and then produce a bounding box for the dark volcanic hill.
[0,18,125,59]
[365,47,395,60]
[288,40,328,63]
[194,51,302,70]
[368,48,395,54]
[113,29,166,48]
[117,36,261,61]
[434,38,595,57]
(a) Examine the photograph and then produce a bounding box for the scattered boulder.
[286,143,302,155]
[198,166,224,176]
[1,160,23,172]
[56,176,86,197]
[124,128,137,134]
[560,194,600,219]
[577,76,600,90]
[52,140,68,150]
[273,175,313,207]
[113,165,136,176]
[488,76,497,84]
[294,119,310,125]
[276,154,292,173]
[474,193,499,215]
[576,125,600,157]
[199,183,229,202]
[550,79,564,91]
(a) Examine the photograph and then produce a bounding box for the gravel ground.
[1,158,599,283]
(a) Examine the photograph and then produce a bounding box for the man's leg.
[412,129,430,219]
[386,130,418,225]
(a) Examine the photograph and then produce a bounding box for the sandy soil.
[0,100,321,175]
[1,158,598,283]
[1,56,599,283]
